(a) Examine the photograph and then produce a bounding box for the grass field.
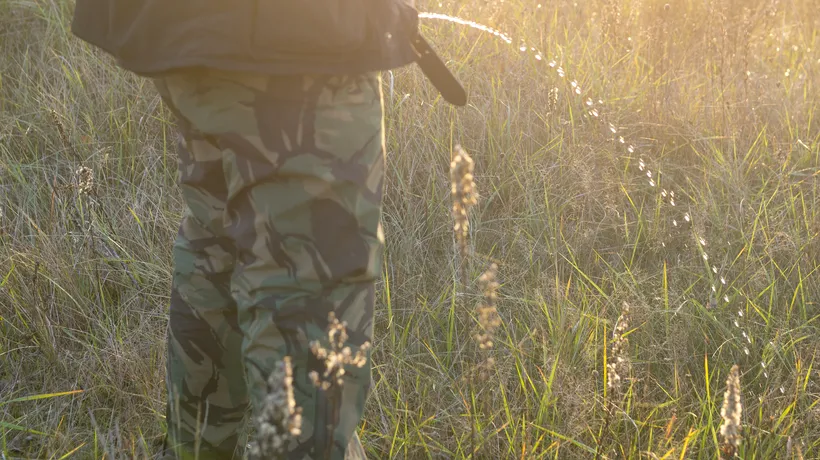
[1,0,819,458]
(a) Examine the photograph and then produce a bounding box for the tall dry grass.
[1,0,819,458]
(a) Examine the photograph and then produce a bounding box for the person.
[68,1,463,458]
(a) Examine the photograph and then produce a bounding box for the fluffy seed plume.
[450,144,478,268]
[309,312,371,391]
[248,356,302,459]
[719,364,743,458]
[606,301,631,397]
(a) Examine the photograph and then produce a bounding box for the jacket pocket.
[251,0,369,54]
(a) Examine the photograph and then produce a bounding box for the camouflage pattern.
[153,68,384,459]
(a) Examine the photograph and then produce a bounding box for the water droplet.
[619,136,625,144]
[744,347,749,355]
[684,213,690,222]
[609,123,617,134]
[649,179,655,187]
[519,45,527,52]
[764,372,769,378]
[673,219,678,226]
[724,295,729,303]
[721,276,726,285]
[662,190,668,197]
[638,159,645,171]
[761,361,766,369]
[780,386,785,394]
[711,284,716,292]
[699,237,706,246]
[734,320,739,327]
[712,265,718,273]
[586,98,593,106]
[628,145,635,153]
[702,253,709,261]
[738,310,743,317]
[535,54,542,60]
[670,199,676,206]
[647,171,652,178]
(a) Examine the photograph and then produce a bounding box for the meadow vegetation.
[1,0,818,458]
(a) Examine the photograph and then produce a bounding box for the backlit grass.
[1,0,818,458]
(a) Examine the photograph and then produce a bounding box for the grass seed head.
[49,109,71,149]
[451,144,477,263]
[719,364,743,458]
[475,263,501,351]
[548,87,559,113]
[474,263,502,379]
[75,166,95,196]
[309,312,371,391]
[248,356,303,459]
[607,301,631,397]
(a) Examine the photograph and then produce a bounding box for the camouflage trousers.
[153,68,385,459]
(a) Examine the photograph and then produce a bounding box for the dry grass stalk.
[75,165,95,196]
[466,262,502,458]
[607,301,631,397]
[309,312,371,391]
[450,144,477,283]
[547,87,559,114]
[719,364,742,458]
[596,301,632,459]
[49,109,71,151]
[308,311,371,458]
[248,356,303,459]
[474,263,501,379]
